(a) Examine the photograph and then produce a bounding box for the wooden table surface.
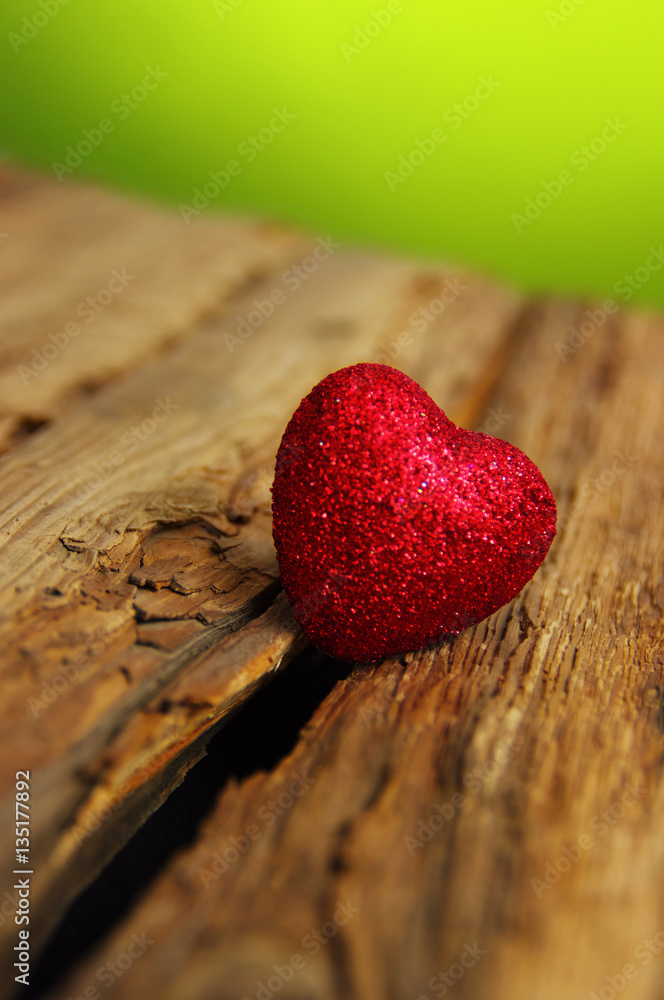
[0,165,663,1000]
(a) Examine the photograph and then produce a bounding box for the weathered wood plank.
[0,164,306,453]
[37,300,664,1000]
[0,167,526,992]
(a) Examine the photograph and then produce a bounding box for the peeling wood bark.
[1,167,662,1000]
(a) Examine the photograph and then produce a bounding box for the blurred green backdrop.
[1,0,663,306]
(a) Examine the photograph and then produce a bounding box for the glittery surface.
[271,363,557,661]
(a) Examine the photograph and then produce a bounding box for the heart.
[271,363,557,661]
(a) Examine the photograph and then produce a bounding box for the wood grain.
[0,166,662,1000]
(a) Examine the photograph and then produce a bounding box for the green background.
[1,0,663,306]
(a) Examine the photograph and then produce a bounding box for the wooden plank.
[0,166,526,990]
[0,164,306,453]
[39,301,664,1000]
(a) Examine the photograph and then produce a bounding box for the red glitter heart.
[272,363,556,661]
